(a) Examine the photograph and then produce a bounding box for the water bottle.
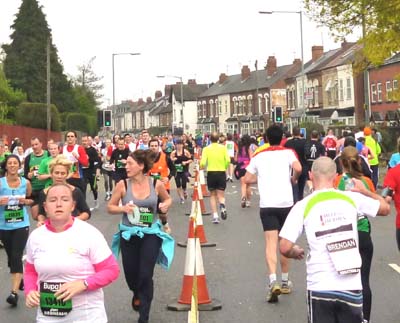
[343,174,354,191]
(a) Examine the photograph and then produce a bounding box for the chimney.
[155,90,162,99]
[241,65,250,81]
[312,46,324,61]
[219,73,228,84]
[188,79,197,85]
[266,56,277,76]
[293,58,302,66]
[146,97,152,103]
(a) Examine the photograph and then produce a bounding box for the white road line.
[388,263,400,274]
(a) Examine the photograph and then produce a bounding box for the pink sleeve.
[85,254,120,291]
[24,261,38,295]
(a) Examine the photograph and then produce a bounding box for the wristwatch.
[83,279,89,290]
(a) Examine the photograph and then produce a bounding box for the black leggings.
[396,228,400,251]
[120,234,162,323]
[359,231,373,321]
[175,172,188,189]
[84,171,98,200]
[1,226,29,273]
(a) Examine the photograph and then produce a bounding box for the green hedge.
[16,102,60,131]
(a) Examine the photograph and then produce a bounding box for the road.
[0,179,400,323]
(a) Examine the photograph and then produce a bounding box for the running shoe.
[183,191,188,199]
[241,197,246,208]
[180,198,185,204]
[212,216,220,224]
[266,281,281,303]
[230,177,233,183]
[220,205,227,220]
[245,200,251,208]
[6,292,18,306]
[281,280,293,294]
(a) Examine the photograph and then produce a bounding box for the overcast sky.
[0,0,359,108]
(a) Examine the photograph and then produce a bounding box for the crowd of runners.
[0,124,399,323]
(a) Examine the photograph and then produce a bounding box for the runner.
[136,130,150,150]
[322,129,338,159]
[37,142,60,188]
[101,139,114,201]
[24,183,119,322]
[170,139,192,203]
[243,125,302,302]
[304,130,326,192]
[279,156,389,323]
[110,138,130,184]
[363,127,381,189]
[199,132,230,223]
[334,146,376,322]
[225,133,237,182]
[0,154,33,306]
[37,155,90,226]
[62,131,89,196]
[107,150,174,323]
[82,136,101,211]
[23,137,49,221]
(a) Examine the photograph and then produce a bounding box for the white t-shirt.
[26,219,112,322]
[279,189,380,291]
[246,146,298,208]
[225,140,235,158]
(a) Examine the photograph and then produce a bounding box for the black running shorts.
[206,171,226,191]
[260,207,292,232]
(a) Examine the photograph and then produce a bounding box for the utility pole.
[46,38,51,140]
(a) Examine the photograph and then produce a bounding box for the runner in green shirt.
[38,142,60,188]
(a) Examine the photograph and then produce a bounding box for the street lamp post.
[112,52,141,107]
[157,75,184,135]
[259,10,306,121]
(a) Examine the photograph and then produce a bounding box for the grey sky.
[0,0,359,108]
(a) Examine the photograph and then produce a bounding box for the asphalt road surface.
[0,179,399,323]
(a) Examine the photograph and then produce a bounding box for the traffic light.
[97,110,103,128]
[274,106,283,123]
[103,110,112,127]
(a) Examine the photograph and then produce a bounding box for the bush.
[65,113,92,133]
[299,121,324,139]
[16,102,60,131]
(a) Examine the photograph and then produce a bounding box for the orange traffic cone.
[186,174,211,217]
[178,199,216,248]
[199,169,210,197]
[167,220,222,311]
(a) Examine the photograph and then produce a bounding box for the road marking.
[389,263,400,274]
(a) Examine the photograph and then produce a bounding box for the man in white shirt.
[244,125,302,303]
[279,157,389,323]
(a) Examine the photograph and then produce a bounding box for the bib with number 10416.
[4,195,24,223]
[323,223,361,275]
[128,206,154,227]
[40,282,72,317]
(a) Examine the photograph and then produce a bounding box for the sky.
[0,0,359,108]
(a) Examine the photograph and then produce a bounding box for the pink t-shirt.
[26,219,112,322]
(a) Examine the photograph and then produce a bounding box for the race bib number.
[175,164,183,172]
[150,172,161,180]
[116,160,125,169]
[127,206,154,227]
[326,238,361,275]
[4,204,24,223]
[40,282,72,317]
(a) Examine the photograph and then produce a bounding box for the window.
[247,98,253,114]
[225,100,228,114]
[386,81,392,101]
[238,98,244,115]
[218,100,222,114]
[371,84,377,103]
[377,83,382,102]
[339,79,344,101]
[233,100,239,115]
[314,85,319,107]
[202,103,206,118]
[393,79,398,101]
[346,78,352,100]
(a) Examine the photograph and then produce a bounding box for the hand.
[291,176,298,185]
[122,202,135,214]
[292,245,305,260]
[27,172,33,179]
[54,280,87,301]
[350,178,367,194]
[158,202,169,214]
[72,152,79,159]
[26,290,40,308]
[0,197,9,206]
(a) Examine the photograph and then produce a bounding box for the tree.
[0,63,26,123]
[304,0,400,66]
[2,0,77,113]
[74,56,104,104]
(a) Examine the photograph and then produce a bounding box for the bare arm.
[243,171,257,184]
[279,238,304,260]
[107,181,134,215]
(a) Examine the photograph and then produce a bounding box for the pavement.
[0,176,400,323]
